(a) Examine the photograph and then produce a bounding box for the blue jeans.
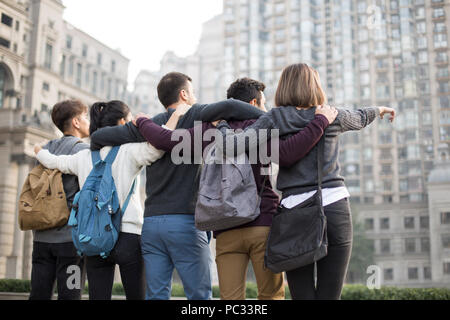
[141,214,212,300]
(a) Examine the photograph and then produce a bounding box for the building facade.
[218,0,450,287]
[0,0,129,280]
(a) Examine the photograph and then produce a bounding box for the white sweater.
[36,143,164,235]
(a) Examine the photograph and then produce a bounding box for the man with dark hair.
[90,72,265,300]
[209,78,285,300]
[226,78,267,112]
[157,72,195,108]
[30,100,90,300]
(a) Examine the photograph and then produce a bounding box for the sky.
[62,0,223,87]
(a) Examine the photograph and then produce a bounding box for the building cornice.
[63,21,130,62]
[0,0,29,16]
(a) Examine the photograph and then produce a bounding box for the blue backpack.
[68,146,136,259]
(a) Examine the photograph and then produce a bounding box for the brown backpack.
[18,164,70,231]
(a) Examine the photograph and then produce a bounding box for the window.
[76,63,82,87]
[82,44,88,58]
[42,82,50,91]
[404,217,415,229]
[97,53,102,66]
[380,239,391,254]
[439,81,449,93]
[365,218,374,231]
[111,60,116,73]
[434,34,448,48]
[442,212,450,224]
[93,71,97,94]
[433,8,445,19]
[380,218,390,230]
[68,56,74,77]
[405,238,416,253]
[420,216,429,229]
[436,52,448,63]
[384,268,394,281]
[60,55,66,77]
[41,104,49,112]
[44,43,53,70]
[421,238,430,253]
[424,267,432,280]
[435,22,446,33]
[442,235,450,249]
[408,267,419,280]
[1,13,13,27]
[444,262,450,275]
[66,35,72,49]
[85,67,90,86]
[437,67,449,78]
[0,37,11,49]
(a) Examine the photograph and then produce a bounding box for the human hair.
[226,78,266,105]
[89,100,130,135]
[274,63,327,108]
[157,72,192,108]
[51,100,88,133]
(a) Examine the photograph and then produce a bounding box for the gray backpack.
[195,144,264,231]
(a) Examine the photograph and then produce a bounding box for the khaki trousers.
[215,226,285,300]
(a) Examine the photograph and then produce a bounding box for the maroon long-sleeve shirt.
[136,115,329,236]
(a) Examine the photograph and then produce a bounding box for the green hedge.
[341,284,450,300]
[1,279,449,300]
[0,279,31,293]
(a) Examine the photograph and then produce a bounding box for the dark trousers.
[29,241,86,300]
[86,232,145,300]
[286,198,353,300]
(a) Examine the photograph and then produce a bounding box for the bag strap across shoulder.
[317,137,325,196]
[91,146,120,167]
[104,146,120,164]
[91,150,102,166]
[121,179,137,218]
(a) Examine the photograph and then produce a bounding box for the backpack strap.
[104,146,120,164]
[91,150,102,166]
[120,178,137,217]
[317,137,325,193]
[91,146,120,166]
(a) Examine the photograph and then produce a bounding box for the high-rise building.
[219,0,450,287]
[0,0,130,279]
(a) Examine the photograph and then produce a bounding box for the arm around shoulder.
[36,149,85,176]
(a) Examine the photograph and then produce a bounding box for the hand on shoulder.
[315,105,338,124]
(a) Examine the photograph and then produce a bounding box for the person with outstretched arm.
[201,63,396,300]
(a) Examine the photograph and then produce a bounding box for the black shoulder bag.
[264,137,328,274]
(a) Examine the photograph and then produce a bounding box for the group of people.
[29,63,396,301]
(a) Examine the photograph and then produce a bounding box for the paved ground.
[0,292,195,300]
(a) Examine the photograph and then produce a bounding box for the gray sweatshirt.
[270,106,380,196]
[212,106,380,197]
[33,136,89,243]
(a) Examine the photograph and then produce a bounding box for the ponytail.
[89,100,130,135]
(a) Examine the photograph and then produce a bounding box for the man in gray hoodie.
[29,100,90,300]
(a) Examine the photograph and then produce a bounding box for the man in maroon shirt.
[135,78,337,300]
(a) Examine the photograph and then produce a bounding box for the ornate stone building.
[0,0,129,280]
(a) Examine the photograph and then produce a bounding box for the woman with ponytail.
[33,100,188,300]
